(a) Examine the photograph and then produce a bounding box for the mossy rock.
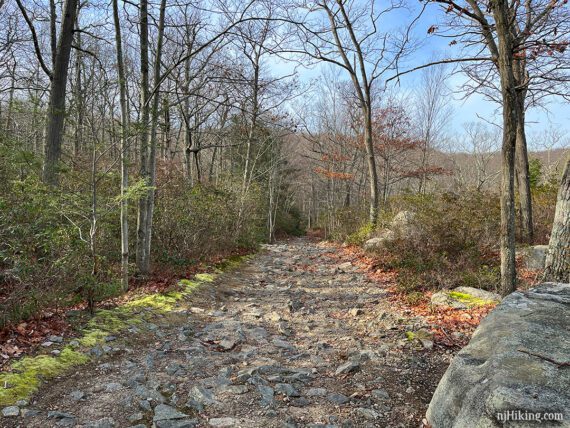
[431,286,500,309]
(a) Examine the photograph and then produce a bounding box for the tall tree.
[141,0,168,275]
[492,0,519,295]
[16,0,79,185]
[136,0,151,275]
[286,0,418,225]
[113,0,130,290]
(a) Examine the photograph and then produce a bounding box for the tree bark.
[140,0,167,275]
[515,105,533,244]
[364,111,379,224]
[113,0,130,291]
[4,62,16,133]
[183,54,192,182]
[73,13,84,157]
[136,0,150,275]
[513,58,533,244]
[492,0,518,296]
[49,0,57,67]
[543,157,570,283]
[42,0,79,185]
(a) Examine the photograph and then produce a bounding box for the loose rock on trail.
[2,239,449,428]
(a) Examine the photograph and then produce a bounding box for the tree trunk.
[141,0,167,275]
[162,97,170,161]
[136,0,150,275]
[515,111,533,244]
[363,109,379,225]
[543,157,570,283]
[514,80,533,244]
[493,0,518,296]
[49,0,57,67]
[42,0,79,185]
[113,0,129,291]
[183,54,192,181]
[73,14,83,157]
[4,62,16,133]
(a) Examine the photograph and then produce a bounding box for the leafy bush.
[0,177,94,326]
[275,206,305,237]
[531,180,559,244]
[153,178,265,265]
[0,137,123,326]
[346,222,374,245]
[376,191,502,293]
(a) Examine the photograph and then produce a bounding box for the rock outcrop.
[427,282,570,427]
[363,211,414,251]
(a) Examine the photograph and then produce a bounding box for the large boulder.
[522,245,549,270]
[363,230,396,250]
[390,210,415,231]
[427,282,570,427]
[363,211,415,251]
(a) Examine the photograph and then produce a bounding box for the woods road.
[4,239,448,428]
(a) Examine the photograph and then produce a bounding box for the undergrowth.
[0,257,247,406]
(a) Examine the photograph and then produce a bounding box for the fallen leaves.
[323,240,496,348]
[0,314,72,368]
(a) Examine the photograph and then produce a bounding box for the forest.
[0,0,569,426]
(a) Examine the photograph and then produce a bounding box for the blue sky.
[272,0,570,150]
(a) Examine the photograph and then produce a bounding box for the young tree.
[414,65,451,194]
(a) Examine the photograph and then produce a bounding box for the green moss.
[78,329,108,347]
[0,262,246,406]
[86,309,133,332]
[0,347,89,406]
[405,331,416,341]
[178,279,199,292]
[346,222,374,245]
[195,273,214,282]
[215,254,253,271]
[448,291,495,306]
[125,292,180,312]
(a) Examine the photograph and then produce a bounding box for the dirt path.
[2,239,449,428]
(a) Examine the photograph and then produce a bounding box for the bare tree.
[16,0,79,185]
[415,64,451,194]
[113,0,130,290]
[391,0,569,294]
[285,0,420,225]
[455,122,501,191]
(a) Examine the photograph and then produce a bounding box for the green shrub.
[531,180,559,244]
[275,206,305,237]
[346,222,374,245]
[378,191,502,293]
[153,178,265,265]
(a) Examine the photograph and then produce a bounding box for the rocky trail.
[2,239,450,428]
